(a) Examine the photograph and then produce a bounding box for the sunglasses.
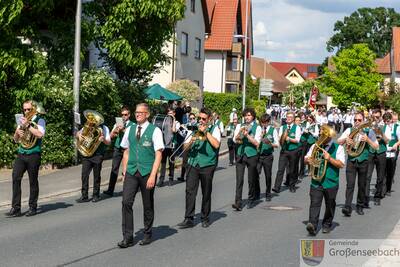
[23,108,31,111]
[354,119,363,122]
[189,117,196,120]
[135,111,147,115]
[198,117,207,121]
[121,113,129,116]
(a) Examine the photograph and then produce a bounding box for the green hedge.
[0,132,18,168]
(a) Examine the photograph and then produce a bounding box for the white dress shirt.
[120,121,164,152]
[18,115,46,135]
[184,124,221,144]
[306,142,346,165]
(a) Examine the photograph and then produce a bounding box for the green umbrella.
[145,83,183,101]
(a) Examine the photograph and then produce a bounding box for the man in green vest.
[103,107,134,197]
[338,111,378,216]
[258,114,279,202]
[6,100,46,217]
[118,103,164,248]
[304,128,345,235]
[383,112,400,200]
[76,112,111,203]
[365,110,387,207]
[227,117,239,166]
[273,111,302,193]
[232,108,262,211]
[177,107,221,229]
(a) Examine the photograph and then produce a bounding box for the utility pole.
[242,0,249,111]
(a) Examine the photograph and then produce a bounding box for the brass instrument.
[19,101,45,149]
[279,125,290,146]
[235,124,251,144]
[309,125,337,182]
[77,110,104,157]
[371,121,383,141]
[346,119,372,157]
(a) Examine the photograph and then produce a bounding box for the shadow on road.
[37,202,74,215]
[301,220,340,235]
[135,225,178,244]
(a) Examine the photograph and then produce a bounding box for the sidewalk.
[0,138,229,209]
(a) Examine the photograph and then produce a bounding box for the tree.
[246,74,260,100]
[167,80,202,106]
[86,0,185,82]
[327,7,400,58]
[320,44,383,109]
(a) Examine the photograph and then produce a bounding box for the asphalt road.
[1,153,400,267]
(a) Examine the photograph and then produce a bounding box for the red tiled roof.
[250,57,291,93]
[270,62,320,80]
[205,0,216,23]
[376,53,391,74]
[393,27,400,72]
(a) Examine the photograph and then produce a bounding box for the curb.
[0,149,229,210]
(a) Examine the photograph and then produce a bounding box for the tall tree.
[327,7,400,58]
[321,44,383,109]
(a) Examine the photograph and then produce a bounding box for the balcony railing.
[231,42,243,54]
[226,70,241,82]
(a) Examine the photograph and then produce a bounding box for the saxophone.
[309,125,337,182]
[346,120,372,157]
[77,110,104,157]
[19,101,45,149]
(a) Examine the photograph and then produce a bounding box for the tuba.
[346,119,372,157]
[19,101,45,149]
[77,110,104,157]
[309,125,337,182]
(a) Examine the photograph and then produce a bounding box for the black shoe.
[157,180,164,187]
[386,192,391,197]
[103,190,113,197]
[247,201,255,209]
[272,188,280,194]
[25,208,37,217]
[342,207,351,217]
[356,206,364,215]
[306,223,316,236]
[229,163,233,166]
[139,237,152,246]
[168,179,173,186]
[201,220,210,228]
[289,186,296,193]
[118,238,134,248]
[265,195,272,202]
[374,198,381,206]
[5,208,21,217]
[322,226,331,234]
[177,219,194,229]
[177,177,185,182]
[363,203,370,209]
[76,196,90,203]
[232,203,242,211]
[92,195,101,202]
[283,182,289,186]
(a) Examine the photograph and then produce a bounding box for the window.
[307,65,318,73]
[194,38,201,59]
[190,0,195,12]
[181,32,188,55]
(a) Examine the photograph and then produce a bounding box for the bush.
[250,100,267,118]
[386,93,400,113]
[167,80,202,107]
[0,131,18,168]
[203,92,250,124]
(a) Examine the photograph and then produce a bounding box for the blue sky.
[252,0,400,64]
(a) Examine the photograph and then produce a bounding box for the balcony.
[226,70,242,82]
[231,42,243,54]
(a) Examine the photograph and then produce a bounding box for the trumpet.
[235,124,251,144]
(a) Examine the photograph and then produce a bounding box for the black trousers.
[235,154,259,205]
[160,148,175,181]
[345,160,368,210]
[386,157,397,194]
[12,153,41,209]
[257,153,273,196]
[366,153,386,200]
[309,186,338,228]
[343,123,352,131]
[227,138,236,164]
[106,148,124,193]
[274,150,298,190]
[81,154,104,197]
[179,149,189,179]
[299,141,308,177]
[122,171,155,240]
[185,164,215,221]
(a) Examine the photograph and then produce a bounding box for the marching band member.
[227,117,238,166]
[258,114,279,201]
[177,107,221,229]
[232,108,262,211]
[338,111,378,216]
[158,108,180,187]
[273,111,301,193]
[118,103,164,248]
[7,100,46,217]
[365,109,387,207]
[304,126,345,235]
[76,112,111,203]
[177,113,197,182]
[294,115,304,182]
[213,112,224,136]
[301,115,319,177]
[383,112,400,199]
[103,107,134,197]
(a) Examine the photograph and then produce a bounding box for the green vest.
[259,126,275,155]
[300,122,308,142]
[188,124,219,168]
[127,124,156,176]
[114,121,134,148]
[236,122,259,157]
[311,142,340,189]
[307,125,317,145]
[388,124,399,147]
[282,124,300,151]
[18,115,43,155]
[348,128,370,162]
[368,125,386,154]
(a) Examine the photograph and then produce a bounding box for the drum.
[152,114,174,148]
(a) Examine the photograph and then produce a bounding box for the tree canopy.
[320,44,383,109]
[327,7,400,58]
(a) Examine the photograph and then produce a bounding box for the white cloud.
[253,21,267,37]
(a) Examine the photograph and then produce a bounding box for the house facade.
[203,0,253,93]
[269,62,319,85]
